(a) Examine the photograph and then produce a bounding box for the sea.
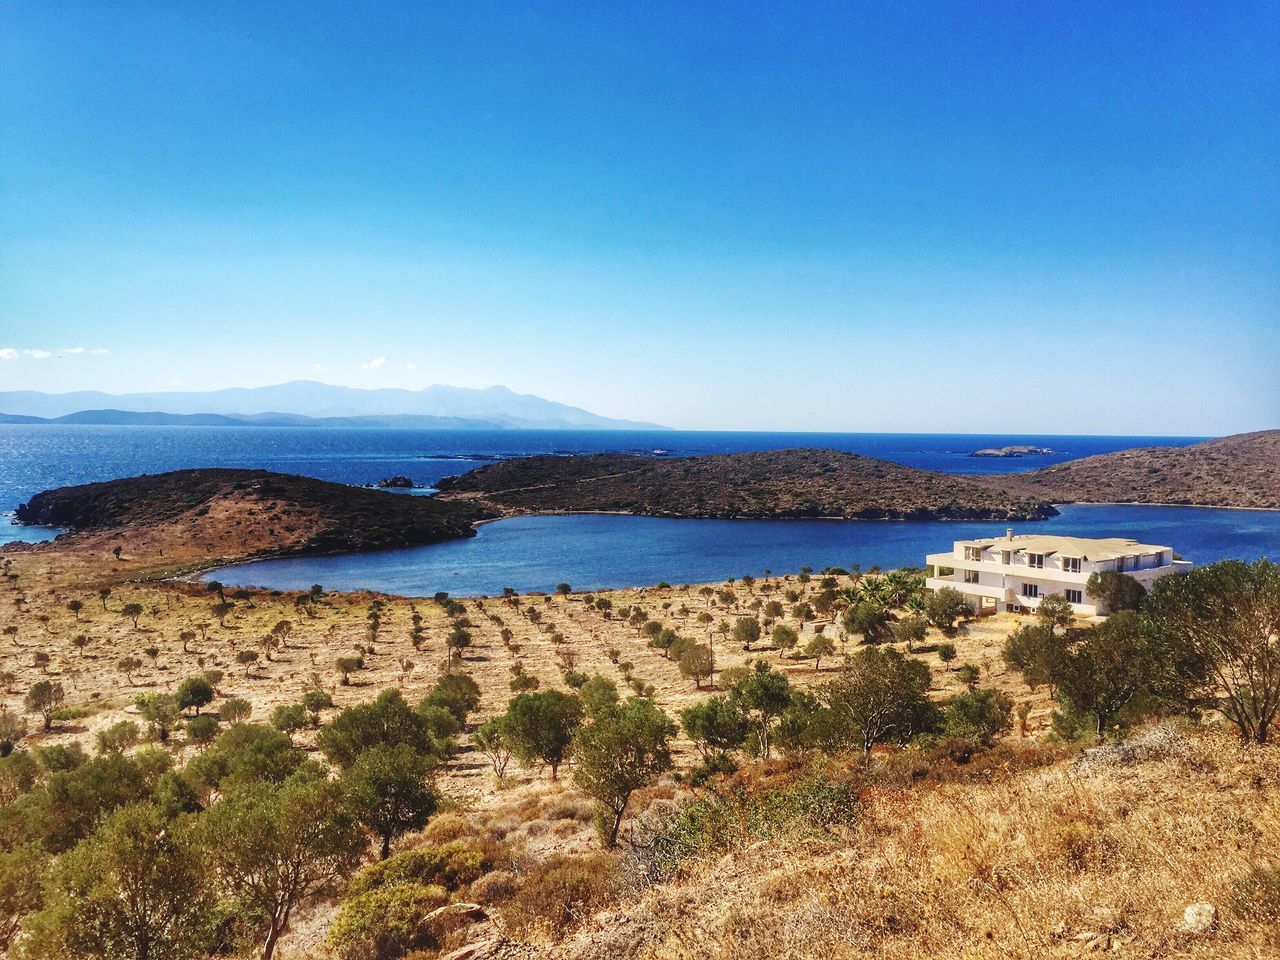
[2,425,1276,595]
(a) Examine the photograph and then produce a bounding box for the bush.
[327,883,450,960]
[503,853,622,938]
[348,840,497,897]
[470,869,518,905]
[1227,865,1280,925]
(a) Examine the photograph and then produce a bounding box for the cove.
[206,504,1280,598]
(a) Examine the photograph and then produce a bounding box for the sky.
[1,2,1277,434]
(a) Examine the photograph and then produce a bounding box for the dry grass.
[554,727,1280,960]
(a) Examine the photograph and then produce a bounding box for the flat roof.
[957,534,1170,562]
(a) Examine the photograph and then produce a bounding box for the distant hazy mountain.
[0,382,668,431]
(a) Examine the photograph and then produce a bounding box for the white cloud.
[63,347,85,354]
[22,349,51,360]
[362,357,387,370]
[89,348,109,355]
[0,348,16,361]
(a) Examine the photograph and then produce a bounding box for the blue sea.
[3,425,1274,595]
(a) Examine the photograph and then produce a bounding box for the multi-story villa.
[925,530,1192,617]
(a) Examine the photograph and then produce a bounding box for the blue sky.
[1,2,1276,434]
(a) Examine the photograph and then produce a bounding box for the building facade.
[925,530,1191,617]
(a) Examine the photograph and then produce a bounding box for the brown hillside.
[14,468,490,575]
[988,430,1280,509]
[437,449,1059,521]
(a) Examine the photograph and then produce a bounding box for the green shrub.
[650,772,858,876]
[327,883,449,960]
[348,841,494,897]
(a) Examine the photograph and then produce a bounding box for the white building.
[925,530,1191,617]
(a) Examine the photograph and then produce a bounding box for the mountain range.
[0,381,667,431]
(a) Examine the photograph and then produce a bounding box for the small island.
[375,475,416,488]
[970,445,1057,458]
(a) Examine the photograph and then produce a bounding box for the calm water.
[207,505,1280,598]
[0,424,1203,545]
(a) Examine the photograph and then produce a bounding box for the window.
[1062,556,1081,574]
[1027,553,1044,569]
[1065,589,1083,605]
[964,570,980,584]
[1021,583,1039,598]
[1001,551,1012,565]
[964,546,982,561]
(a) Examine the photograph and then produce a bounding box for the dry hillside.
[437,449,1059,521]
[990,429,1280,509]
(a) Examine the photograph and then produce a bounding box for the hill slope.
[990,430,1280,509]
[16,468,490,562]
[436,449,1059,521]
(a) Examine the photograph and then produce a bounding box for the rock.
[439,940,497,960]
[377,475,415,488]
[426,902,488,925]
[1178,902,1217,935]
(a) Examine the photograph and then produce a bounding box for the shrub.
[185,714,220,745]
[470,869,518,905]
[348,840,495,896]
[1227,865,1280,925]
[503,853,622,938]
[327,882,450,960]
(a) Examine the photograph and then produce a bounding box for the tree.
[1144,559,1280,744]
[25,680,64,731]
[572,698,675,846]
[893,614,928,651]
[270,704,308,743]
[843,602,889,642]
[66,600,82,621]
[0,707,26,757]
[185,715,219,747]
[421,673,481,725]
[732,617,761,649]
[317,689,443,769]
[925,588,969,632]
[1001,623,1063,691]
[236,650,259,676]
[95,720,139,755]
[502,690,584,780]
[98,587,111,611]
[200,771,365,960]
[116,656,141,685]
[121,602,144,628]
[135,693,181,743]
[556,583,572,596]
[937,642,957,668]
[445,624,471,662]
[0,844,44,952]
[342,743,438,859]
[21,803,214,960]
[820,647,937,756]
[1085,571,1147,613]
[678,642,714,689]
[679,695,749,761]
[804,634,836,670]
[771,623,799,655]
[335,655,363,685]
[473,715,513,778]
[71,633,91,657]
[220,697,252,724]
[579,675,620,719]
[730,662,792,758]
[1036,594,1074,634]
[943,688,1013,746]
[301,690,334,727]
[175,676,215,716]
[1049,611,1170,741]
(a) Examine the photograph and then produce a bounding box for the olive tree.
[200,771,365,960]
[501,690,583,780]
[1145,559,1280,744]
[820,647,936,756]
[572,698,675,846]
[342,743,438,859]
